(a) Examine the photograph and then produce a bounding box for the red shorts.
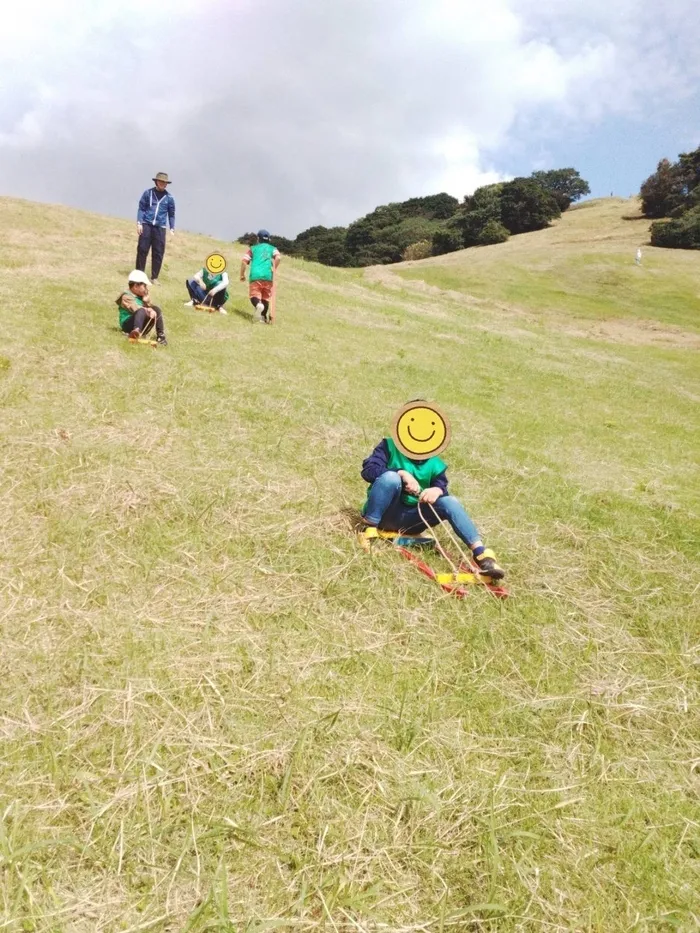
[249,280,273,301]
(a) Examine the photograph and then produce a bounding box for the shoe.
[474,548,505,580]
[218,308,228,315]
[156,335,168,346]
[151,278,160,286]
[184,300,193,306]
[128,328,141,340]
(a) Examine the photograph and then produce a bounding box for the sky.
[0,0,698,239]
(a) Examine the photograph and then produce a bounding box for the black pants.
[121,305,165,338]
[136,225,167,279]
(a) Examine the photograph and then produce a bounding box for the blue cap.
[257,229,270,239]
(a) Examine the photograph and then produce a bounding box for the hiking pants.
[136,225,167,279]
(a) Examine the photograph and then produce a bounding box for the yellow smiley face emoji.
[205,252,227,275]
[392,400,451,460]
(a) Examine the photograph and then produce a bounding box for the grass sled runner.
[358,524,509,599]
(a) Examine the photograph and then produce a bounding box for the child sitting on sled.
[360,401,505,579]
[116,270,168,344]
[184,252,230,313]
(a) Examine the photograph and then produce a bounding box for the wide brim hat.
[152,172,172,185]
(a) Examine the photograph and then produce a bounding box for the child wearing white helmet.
[116,270,168,345]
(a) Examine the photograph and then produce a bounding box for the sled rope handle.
[417,499,504,601]
[416,500,469,575]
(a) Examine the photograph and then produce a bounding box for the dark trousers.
[136,225,167,279]
[186,279,226,308]
[120,305,165,338]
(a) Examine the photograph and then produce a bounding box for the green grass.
[0,196,699,932]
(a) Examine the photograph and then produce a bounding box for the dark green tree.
[294,225,348,262]
[476,220,510,246]
[399,193,459,220]
[453,183,504,246]
[499,178,561,234]
[650,205,700,249]
[432,224,464,255]
[640,159,686,218]
[530,168,590,211]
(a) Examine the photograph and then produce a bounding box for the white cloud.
[0,0,697,236]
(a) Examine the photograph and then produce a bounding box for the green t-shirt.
[362,437,448,513]
[202,270,229,302]
[116,292,143,328]
[249,242,276,282]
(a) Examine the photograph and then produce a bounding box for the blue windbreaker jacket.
[137,188,176,229]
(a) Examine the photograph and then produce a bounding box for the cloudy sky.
[1,0,698,238]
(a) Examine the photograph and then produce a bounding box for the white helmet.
[128,269,150,285]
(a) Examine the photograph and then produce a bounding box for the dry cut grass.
[0,196,698,932]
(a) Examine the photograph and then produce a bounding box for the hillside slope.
[0,196,698,932]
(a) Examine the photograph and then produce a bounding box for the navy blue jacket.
[137,187,175,229]
[361,439,449,494]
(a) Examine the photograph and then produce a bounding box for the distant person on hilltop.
[184,252,230,314]
[115,270,168,345]
[135,172,175,285]
[240,230,280,324]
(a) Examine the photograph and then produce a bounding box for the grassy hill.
[1,196,698,932]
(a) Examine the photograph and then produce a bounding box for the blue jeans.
[186,279,226,308]
[363,471,480,548]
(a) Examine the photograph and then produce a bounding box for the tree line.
[640,145,700,249]
[237,168,590,267]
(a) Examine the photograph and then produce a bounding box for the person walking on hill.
[116,270,168,345]
[240,230,280,323]
[136,172,175,285]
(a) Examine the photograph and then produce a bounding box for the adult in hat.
[135,172,176,284]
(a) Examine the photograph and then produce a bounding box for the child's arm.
[418,471,449,504]
[361,439,390,483]
[240,248,251,282]
[207,272,229,296]
[120,293,140,313]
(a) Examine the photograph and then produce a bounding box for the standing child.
[361,400,505,579]
[115,270,168,345]
[240,229,281,323]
